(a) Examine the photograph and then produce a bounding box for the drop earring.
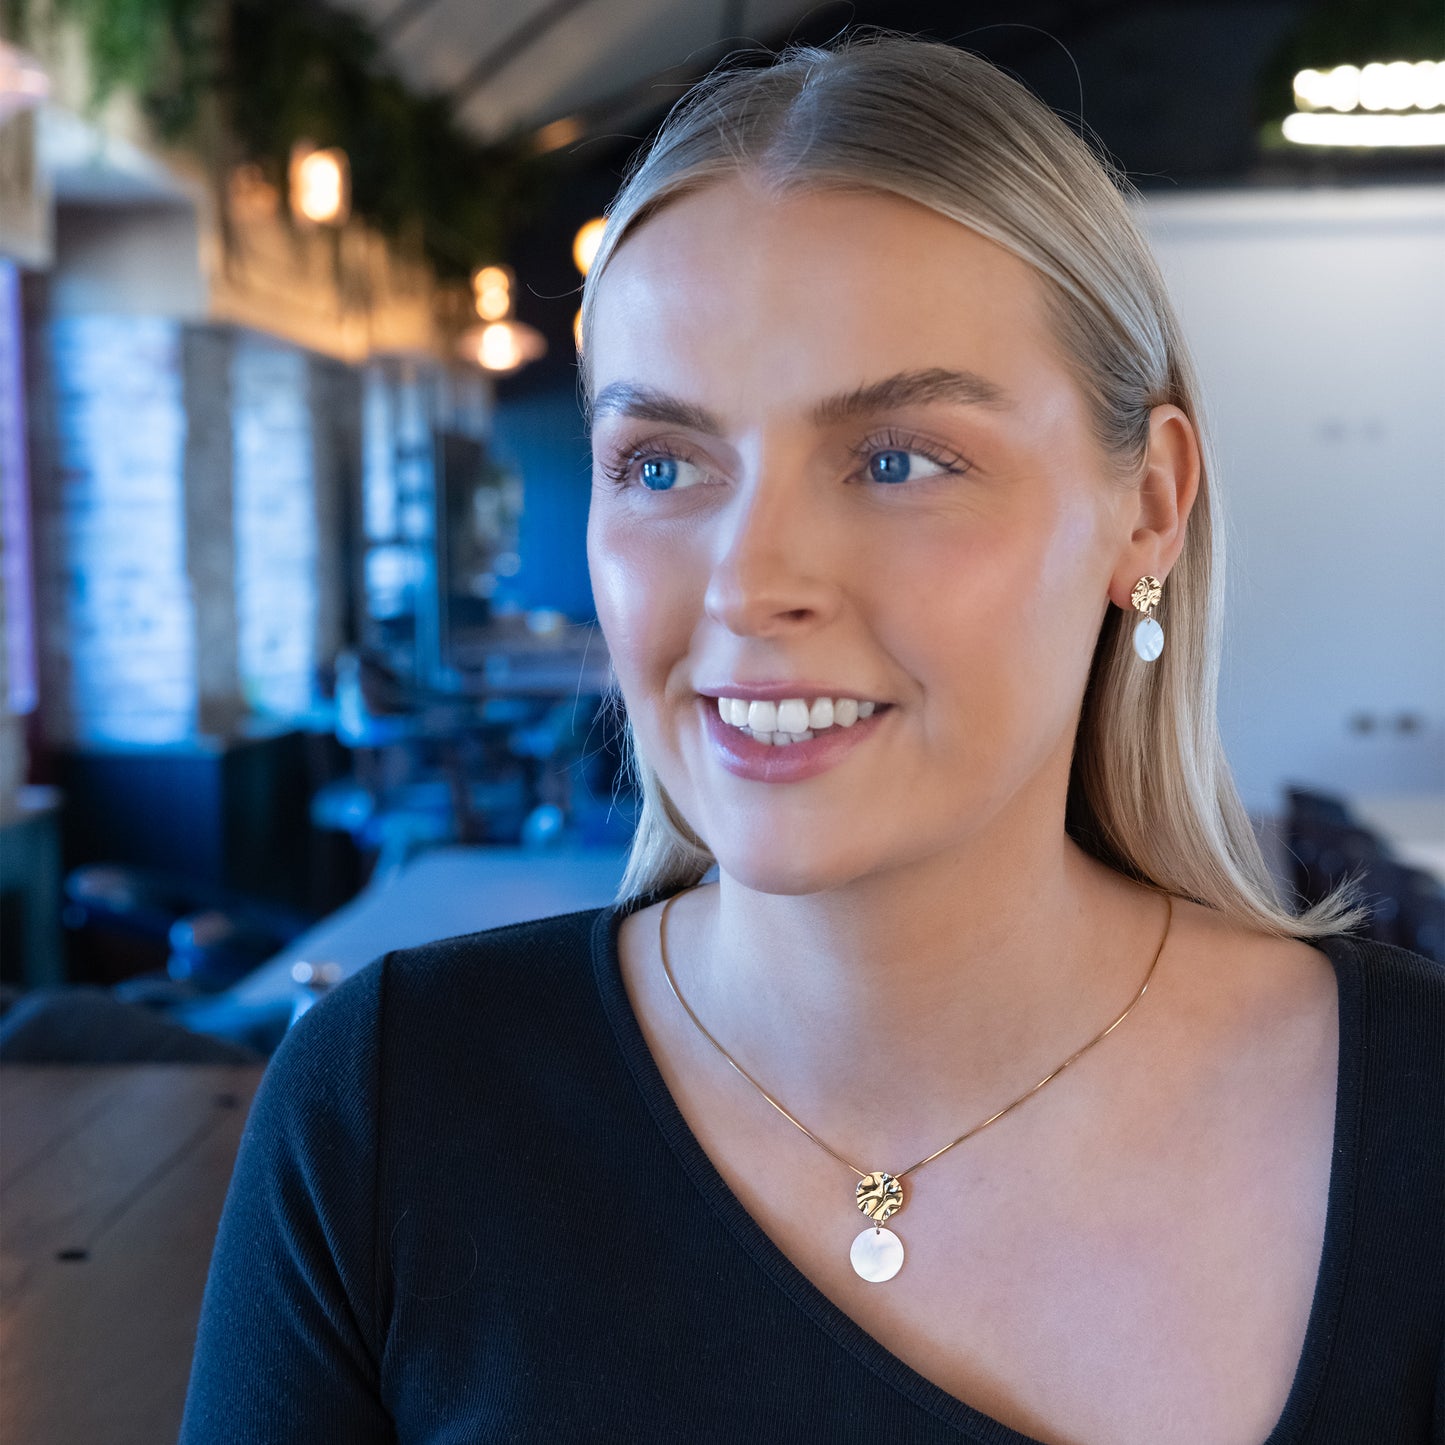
[1131,575,1164,661]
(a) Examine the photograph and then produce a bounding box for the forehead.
[586,176,1061,422]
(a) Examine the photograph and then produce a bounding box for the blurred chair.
[322,646,614,874]
[1395,866,1445,963]
[1284,784,1444,959]
[63,864,310,991]
[0,987,264,1063]
[1285,818,1388,924]
[2,863,311,1063]
[1285,786,1357,828]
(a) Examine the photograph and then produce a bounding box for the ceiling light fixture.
[472,265,513,321]
[458,320,547,374]
[572,217,606,276]
[534,115,584,154]
[289,144,351,225]
[1286,60,1445,147]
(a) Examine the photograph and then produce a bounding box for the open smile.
[700,695,894,783]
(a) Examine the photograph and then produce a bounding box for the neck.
[663,817,1167,1165]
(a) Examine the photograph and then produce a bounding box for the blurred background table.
[1349,792,1445,883]
[0,1064,263,1445]
[225,841,629,1008]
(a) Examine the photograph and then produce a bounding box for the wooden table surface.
[0,1064,265,1445]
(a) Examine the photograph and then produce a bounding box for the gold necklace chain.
[657,885,1173,1184]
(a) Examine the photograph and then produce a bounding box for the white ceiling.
[327,0,824,142]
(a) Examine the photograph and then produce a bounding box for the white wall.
[1138,186,1445,815]
[49,204,207,318]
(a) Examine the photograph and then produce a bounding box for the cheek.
[872,512,1033,674]
[587,507,696,695]
[868,492,1101,731]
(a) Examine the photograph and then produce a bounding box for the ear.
[1107,404,1201,612]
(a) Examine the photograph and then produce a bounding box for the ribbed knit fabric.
[179,887,1445,1443]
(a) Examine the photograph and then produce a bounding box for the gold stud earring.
[1130,575,1164,662]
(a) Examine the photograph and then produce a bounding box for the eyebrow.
[585,366,1013,435]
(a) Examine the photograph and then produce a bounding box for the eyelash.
[598,429,972,491]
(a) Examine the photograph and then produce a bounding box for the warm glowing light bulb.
[1293,69,1330,111]
[1293,57,1445,127]
[1359,62,1391,111]
[1415,61,1444,110]
[290,146,349,225]
[459,317,545,372]
[572,218,606,276]
[1322,64,1361,112]
[477,285,510,321]
[1296,58,1445,114]
[479,323,522,371]
[1382,60,1419,109]
[472,265,513,321]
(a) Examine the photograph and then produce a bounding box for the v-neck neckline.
[589,889,1362,1444]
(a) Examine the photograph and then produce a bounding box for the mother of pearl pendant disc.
[1132,616,1164,661]
[851,1226,905,1282]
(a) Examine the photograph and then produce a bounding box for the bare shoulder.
[1155,894,1340,1088]
[1167,894,1338,991]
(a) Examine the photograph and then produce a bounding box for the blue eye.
[869,449,912,484]
[865,447,952,486]
[601,448,706,491]
[641,458,680,490]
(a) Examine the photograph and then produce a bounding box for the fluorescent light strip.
[1282,110,1445,147]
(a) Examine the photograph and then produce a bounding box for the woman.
[180,34,1443,1444]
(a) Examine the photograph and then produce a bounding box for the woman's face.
[586,176,1142,895]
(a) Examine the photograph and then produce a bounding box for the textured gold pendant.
[852,1172,905,1281]
[1130,574,1163,614]
[855,1170,903,1222]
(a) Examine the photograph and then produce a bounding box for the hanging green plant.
[3,0,214,131]
[3,0,552,280]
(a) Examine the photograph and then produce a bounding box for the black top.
[180,888,1445,1443]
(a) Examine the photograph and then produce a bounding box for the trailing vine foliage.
[3,0,212,120]
[4,0,552,279]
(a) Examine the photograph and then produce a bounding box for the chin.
[709,843,871,898]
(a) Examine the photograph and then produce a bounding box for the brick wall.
[27,315,362,747]
[0,261,34,816]
[30,313,198,745]
[232,334,318,719]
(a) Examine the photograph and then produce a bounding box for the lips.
[696,682,887,703]
[700,695,891,784]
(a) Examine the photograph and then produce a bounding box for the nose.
[702,456,843,638]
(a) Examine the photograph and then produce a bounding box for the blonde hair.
[581,30,1365,937]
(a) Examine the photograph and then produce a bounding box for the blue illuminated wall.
[487,385,595,622]
[32,315,198,744]
[232,335,319,718]
[26,318,354,746]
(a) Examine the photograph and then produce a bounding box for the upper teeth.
[716,696,878,735]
